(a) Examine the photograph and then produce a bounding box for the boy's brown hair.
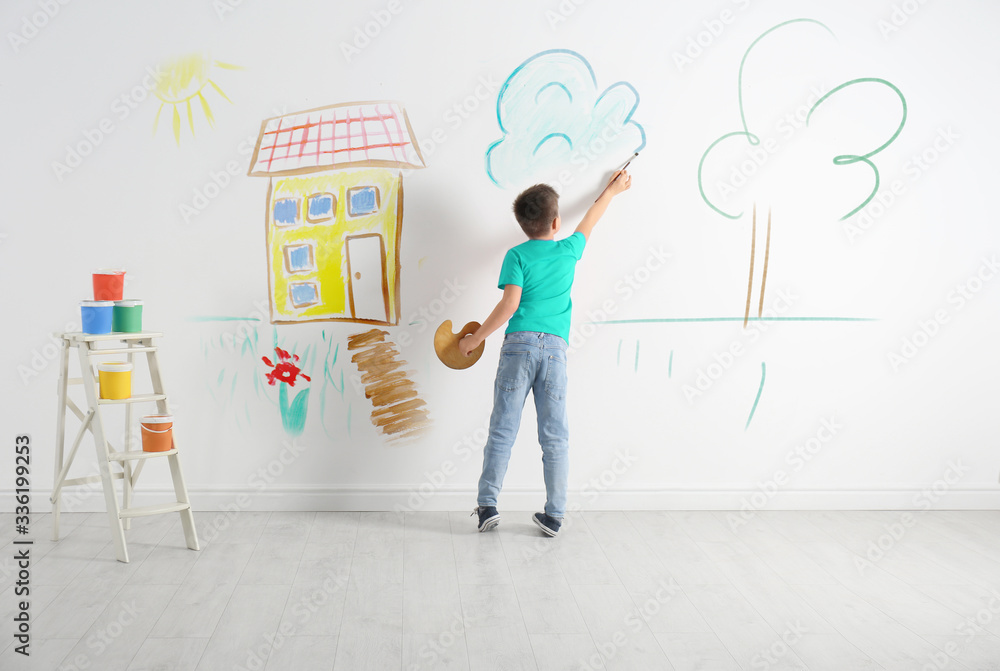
[512,184,559,238]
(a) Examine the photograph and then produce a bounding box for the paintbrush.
[595,152,638,202]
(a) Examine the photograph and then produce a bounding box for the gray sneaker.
[532,512,562,536]
[472,506,500,532]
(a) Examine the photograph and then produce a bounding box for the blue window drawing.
[289,281,319,308]
[348,187,379,216]
[284,244,314,274]
[273,197,300,226]
[307,193,335,222]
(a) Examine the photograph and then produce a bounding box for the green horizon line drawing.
[588,317,878,324]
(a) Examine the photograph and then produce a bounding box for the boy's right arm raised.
[575,169,632,241]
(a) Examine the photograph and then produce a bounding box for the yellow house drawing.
[248,101,425,325]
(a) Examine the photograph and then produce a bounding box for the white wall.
[3,0,999,513]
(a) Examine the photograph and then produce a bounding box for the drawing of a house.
[248,101,425,325]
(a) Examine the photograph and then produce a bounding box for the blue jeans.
[477,332,569,518]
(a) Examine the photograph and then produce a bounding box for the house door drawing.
[346,234,390,323]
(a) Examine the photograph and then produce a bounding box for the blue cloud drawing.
[486,49,646,188]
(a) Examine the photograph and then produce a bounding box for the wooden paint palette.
[434,320,485,370]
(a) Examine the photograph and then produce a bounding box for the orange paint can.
[140,415,174,452]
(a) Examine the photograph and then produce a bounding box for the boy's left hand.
[458,334,480,357]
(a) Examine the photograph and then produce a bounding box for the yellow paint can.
[97,362,132,400]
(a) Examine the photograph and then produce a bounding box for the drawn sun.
[153,53,242,144]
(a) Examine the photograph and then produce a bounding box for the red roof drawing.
[249,101,425,176]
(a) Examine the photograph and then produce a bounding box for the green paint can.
[112,299,143,332]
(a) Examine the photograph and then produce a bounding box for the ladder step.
[120,502,191,519]
[60,472,125,488]
[86,346,159,356]
[109,449,178,462]
[99,393,167,405]
[67,331,163,343]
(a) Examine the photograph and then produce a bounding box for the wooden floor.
[3,510,1000,670]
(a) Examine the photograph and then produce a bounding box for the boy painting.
[459,170,632,536]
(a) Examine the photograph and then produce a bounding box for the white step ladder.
[53,331,199,563]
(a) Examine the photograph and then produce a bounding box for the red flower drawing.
[262,347,311,387]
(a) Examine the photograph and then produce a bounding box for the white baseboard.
[4,484,999,513]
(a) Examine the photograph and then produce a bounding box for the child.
[459,170,632,535]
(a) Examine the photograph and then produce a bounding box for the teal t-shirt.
[498,231,586,342]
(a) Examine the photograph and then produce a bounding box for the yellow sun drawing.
[153,54,242,144]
